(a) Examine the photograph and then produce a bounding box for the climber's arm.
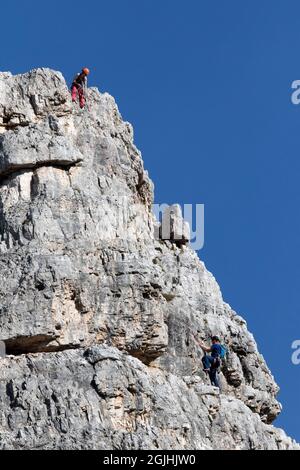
[193,336,211,352]
[200,343,211,353]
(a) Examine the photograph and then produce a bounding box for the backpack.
[219,344,227,359]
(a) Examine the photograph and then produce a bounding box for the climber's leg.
[209,367,220,388]
[202,355,211,371]
[78,87,85,108]
[71,85,78,103]
[202,354,214,372]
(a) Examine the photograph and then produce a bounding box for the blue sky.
[2,0,300,442]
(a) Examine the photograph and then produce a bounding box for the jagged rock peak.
[0,69,298,450]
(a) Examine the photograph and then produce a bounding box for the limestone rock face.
[0,68,298,450]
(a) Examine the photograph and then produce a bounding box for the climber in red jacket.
[71,67,90,109]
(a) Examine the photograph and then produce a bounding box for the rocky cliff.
[0,68,298,450]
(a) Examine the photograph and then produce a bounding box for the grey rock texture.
[159,204,190,246]
[0,68,298,450]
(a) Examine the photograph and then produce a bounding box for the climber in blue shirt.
[194,335,222,388]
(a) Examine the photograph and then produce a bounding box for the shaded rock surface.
[0,68,298,450]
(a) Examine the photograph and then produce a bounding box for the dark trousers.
[202,355,220,388]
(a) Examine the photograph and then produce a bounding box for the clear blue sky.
[2,0,300,442]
